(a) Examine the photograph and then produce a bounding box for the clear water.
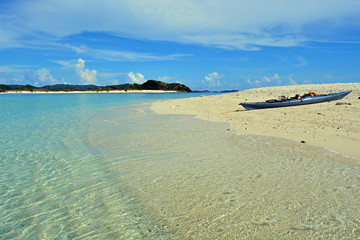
[0,93,206,239]
[1,93,360,239]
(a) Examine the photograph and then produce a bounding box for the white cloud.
[23,68,59,86]
[179,33,305,50]
[1,0,359,50]
[262,73,281,85]
[202,72,223,88]
[52,59,74,69]
[36,68,58,84]
[246,78,261,87]
[1,65,60,85]
[63,44,192,62]
[127,72,145,84]
[75,58,97,84]
[158,76,172,82]
[263,76,271,83]
[288,74,297,85]
[272,73,281,85]
[0,72,20,84]
[64,44,87,54]
[247,73,282,87]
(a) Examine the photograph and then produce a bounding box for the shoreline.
[152,83,360,159]
[0,90,179,94]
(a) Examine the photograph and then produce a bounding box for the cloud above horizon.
[203,72,223,88]
[247,73,283,87]
[127,72,146,84]
[75,58,97,84]
[158,76,173,82]
[63,44,191,62]
[21,68,58,86]
[1,0,359,50]
[36,68,58,84]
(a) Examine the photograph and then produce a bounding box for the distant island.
[0,80,192,93]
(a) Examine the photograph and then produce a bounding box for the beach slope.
[152,83,360,159]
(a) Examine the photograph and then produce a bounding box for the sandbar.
[152,83,360,159]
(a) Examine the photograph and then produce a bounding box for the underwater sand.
[89,104,360,239]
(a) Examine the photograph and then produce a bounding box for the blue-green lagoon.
[1,93,359,239]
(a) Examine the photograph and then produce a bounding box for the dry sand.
[152,83,360,159]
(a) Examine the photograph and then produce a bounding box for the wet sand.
[91,105,360,239]
[152,83,360,159]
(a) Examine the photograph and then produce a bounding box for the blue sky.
[0,0,359,90]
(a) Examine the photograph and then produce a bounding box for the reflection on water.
[89,104,360,239]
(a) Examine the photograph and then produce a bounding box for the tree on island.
[0,80,192,92]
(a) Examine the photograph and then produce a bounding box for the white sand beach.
[152,83,360,159]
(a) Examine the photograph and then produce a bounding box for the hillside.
[0,80,192,92]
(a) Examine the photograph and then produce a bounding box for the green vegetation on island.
[0,80,192,92]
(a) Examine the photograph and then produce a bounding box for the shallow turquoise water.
[1,93,360,239]
[0,93,209,239]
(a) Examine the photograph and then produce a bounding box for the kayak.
[240,91,352,110]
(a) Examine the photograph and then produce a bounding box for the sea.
[1,93,359,239]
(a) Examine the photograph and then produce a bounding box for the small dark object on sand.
[336,102,351,105]
[300,140,306,144]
